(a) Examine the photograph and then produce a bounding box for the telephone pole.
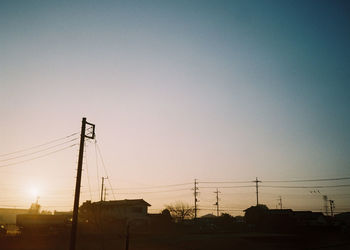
[323,195,328,216]
[253,177,261,206]
[104,187,107,201]
[101,177,108,201]
[214,188,220,216]
[278,196,282,210]
[193,179,199,219]
[329,200,335,216]
[69,117,95,250]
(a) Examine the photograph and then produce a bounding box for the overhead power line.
[113,182,193,190]
[95,140,116,199]
[198,183,350,189]
[263,177,350,183]
[260,184,350,189]
[0,138,78,162]
[0,132,78,157]
[199,181,252,184]
[199,177,350,184]
[200,185,255,189]
[111,188,191,194]
[0,144,78,168]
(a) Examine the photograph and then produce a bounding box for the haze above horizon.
[1,0,349,215]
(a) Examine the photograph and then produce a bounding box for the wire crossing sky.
[0,0,349,215]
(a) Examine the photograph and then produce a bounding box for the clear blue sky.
[0,0,349,214]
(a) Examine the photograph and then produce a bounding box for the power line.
[94,139,100,201]
[111,188,191,195]
[0,144,78,168]
[0,132,78,157]
[260,184,350,189]
[199,184,350,189]
[200,185,255,189]
[0,138,78,162]
[199,181,252,184]
[95,140,116,200]
[199,177,350,184]
[112,182,193,190]
[263,177,350,183]
[83,146,93,201]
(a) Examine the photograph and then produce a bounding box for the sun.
[29,187,39,198]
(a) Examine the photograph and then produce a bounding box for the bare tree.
[165,202,194,222]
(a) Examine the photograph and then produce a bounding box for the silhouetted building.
[293,211,327,226]
[334,212,350,228]
[268,209,293,216]
[80,199,151,222]
[79,199,152,232]
[0,208,28,224]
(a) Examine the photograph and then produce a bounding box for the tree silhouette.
[165,202,194,222]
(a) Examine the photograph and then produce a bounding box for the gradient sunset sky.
[1,0,349,215]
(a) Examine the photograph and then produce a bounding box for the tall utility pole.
[278,196,282,210]
[214,188,220,217]
[323,195,328,216]
[253,177,261,206]
[104,187,107,201]
[101,177,108,201]
[193,179,199,219]
[69,117,95,250]
[329,200,335,216]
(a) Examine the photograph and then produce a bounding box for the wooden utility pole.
[254,177,261,206]
[329,200,335,216]
[101,177,107,201]
[214,188,220,216]
[323,195,328,216]
[194,179,199,219]
[69,117,95,250]
[278,196,282,210]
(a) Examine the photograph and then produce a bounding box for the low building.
[79,199,152,232]
[293,211,327,226]
[334,212,350,227]
[80,199,151,222]
[268,209,294,216]
[0,208,29,224]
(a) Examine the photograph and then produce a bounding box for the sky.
[0,0,349,216]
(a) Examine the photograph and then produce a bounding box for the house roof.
[294,211,324,219]
[269,209,293,213]
[0,208,29,214]
[201,213,217,218]
[93,199,151,207]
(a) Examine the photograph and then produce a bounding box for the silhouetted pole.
[329,200,335,216]
[254,177,261,206]
[194,179,199,219]
[101,177,106,201]
[69,117,95,250]
[214,188,220,216]
[278,196,282,210]
[323,195,328,216]
[104,187,107,201]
